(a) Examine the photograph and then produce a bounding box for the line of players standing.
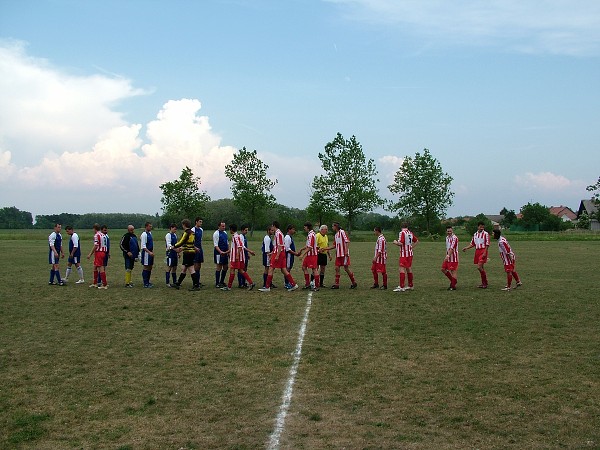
[48,219,522,292]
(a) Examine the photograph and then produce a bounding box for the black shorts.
[182,252,195,267]
[318,253,328,266]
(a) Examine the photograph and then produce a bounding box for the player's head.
[93,223,100,232]
[303,221,312,231]
[195,217,203,226]
[218,221,226,231]
[127,224,135,233]
[286,224,295,234]
[241,224,249,234]
[145,221,153,231]
[319,224,328,234]
[169,223,177,231]
[477,221,485,230]
[332,222,341,231]
[446,226,453,234]
[54,223,62,232]
[65,225,73,235]
[401,222,409,229]
[374,226,382,234]
[493,229,502,239]
[272,220,280,230]
[229,223,238,233]
[181,219,191,229]
[101,224,108,234]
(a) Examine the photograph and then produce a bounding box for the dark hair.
[493,229,502,238]
[477,221,485,226]
[446,225,453,230]
[304,221,312,229]
[195,217,203,223]
[401,222,409,228]
[170,223,177,228]
[272,220,280,229]
[65,225,73,231]
[333,222,340,229]
[374,226,382,233]
[145,221,152,227]
[287,224,295,232]
[181,219,191,228]
[229,223,238,232]
[241,224,249,230]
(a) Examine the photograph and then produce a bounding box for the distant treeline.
[0,202,401,232]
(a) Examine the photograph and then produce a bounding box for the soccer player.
[493,229,523,291]
[140,222,155,288]
[283,224,300,289]
[462,221,490,289]
[119,225,139,288]
[442,226,459,290]
[191,217,204,289]
[171,219,197,290]
[48,223,65,286]
[87,223,108,289]
[261,225,275,288]
[237,224,250,288]
[323,222,357,289]
[316,224,331,288]
[96,225,110,286]
[64,225,85,284]
[392,222,419,292]
[298,222,321,291]
[259,221,299,292]
[221,224,256,291]
[213,221,230,288]
[165,223,178,287]
[371,226,388,290]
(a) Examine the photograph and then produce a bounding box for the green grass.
[0,235,599,448]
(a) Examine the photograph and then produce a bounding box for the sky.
[1,0,599,220]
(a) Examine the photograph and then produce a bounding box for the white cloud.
[515,171,573,190]
[327,0,600,55]
[0,42,238,214]
[378,155,404,167]
[0,40,146,166]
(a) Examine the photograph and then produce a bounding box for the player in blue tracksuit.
[140,222,155,288]
[97,225,110,285]
[64,225,85,283]
[48,223,65,285]
[165,224,178,286]
[213,221,230,287]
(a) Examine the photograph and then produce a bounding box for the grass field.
[0,230,599,449]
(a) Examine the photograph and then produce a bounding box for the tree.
[306,176,337,227]
[465,213,493,236]
[159,166,210,227]
[317,133,383,232]
[577,211,591,229]
[500,209,518,228]
[518,202,550,230]
[388,148,454,233]
[224,147,277,234]
[0,206,33,229]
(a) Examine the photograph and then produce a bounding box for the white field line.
[266,291,313,450]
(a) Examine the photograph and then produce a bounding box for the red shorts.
[335,256,350,267]
[94,251,106,267]
[399,256,413,268]
[442,260,458,271]
[474,248,488,264]
[230,260,245,270]
[271,253,286,269]
[503,263,515,272]
[302,255,318,269]
[371,262,386,273]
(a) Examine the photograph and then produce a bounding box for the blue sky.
[1,0,599,219]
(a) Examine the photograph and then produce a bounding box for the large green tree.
[306,176,337,227]
[159,166,210,227]
[316,133,383,232]
[0,206,33,229]
[224,147,277,234]
[388,149,454,233]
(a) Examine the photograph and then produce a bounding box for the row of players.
[48,218,522,292]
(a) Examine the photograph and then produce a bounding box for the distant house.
[548,205,577,222]
[485,215,504,227]
[577,199,600,230]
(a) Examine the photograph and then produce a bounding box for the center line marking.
[267,291,313,450]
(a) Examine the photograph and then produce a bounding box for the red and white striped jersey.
[334,229,350,257]
[273,228,285,259]
[498,236,514,265]
[305,230,318,256]
[94,231,108,252]
[230,233,246,263]
[446,234,459,263]
[398,228,418,257]
[470,230,490,249]
[373,234,387,264]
